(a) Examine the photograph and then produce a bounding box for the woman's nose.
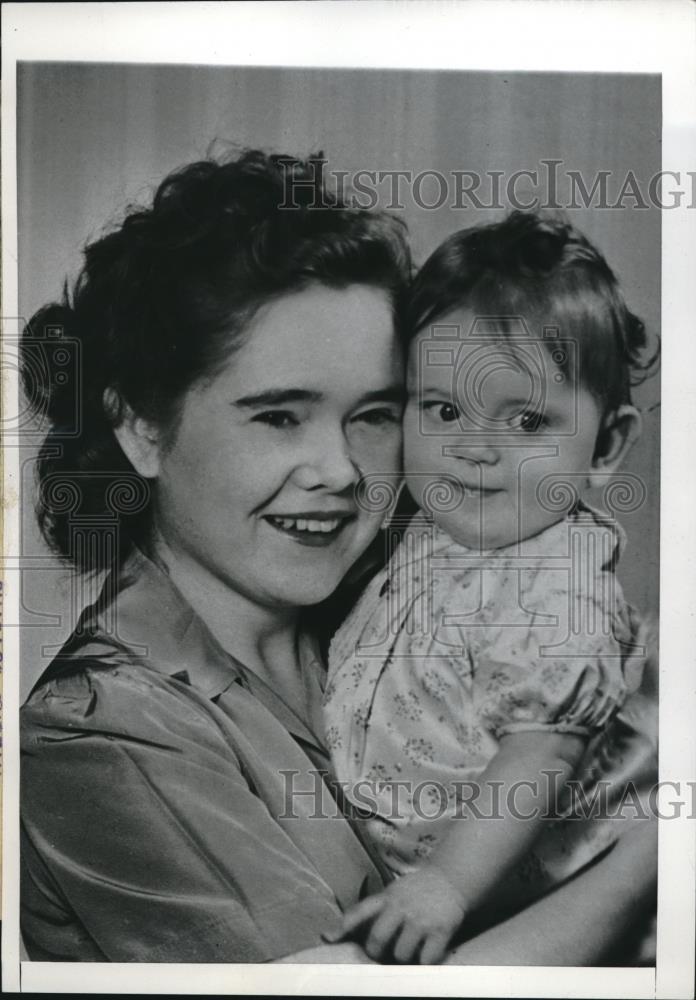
[293,428,360,492]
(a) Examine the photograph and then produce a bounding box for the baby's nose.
[447,441,500,466]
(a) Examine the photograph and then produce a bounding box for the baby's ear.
[589,405,642,487]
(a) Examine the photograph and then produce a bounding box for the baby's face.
[403,311,604,549]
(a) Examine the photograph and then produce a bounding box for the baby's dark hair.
[406,211,659,413]
[22,148,411,572]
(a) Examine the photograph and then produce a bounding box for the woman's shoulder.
[21,652,220,755]
[23,655,146,726]
[21,548,243,745]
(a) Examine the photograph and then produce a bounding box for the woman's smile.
[263,511,356,546]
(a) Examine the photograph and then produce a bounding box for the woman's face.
[151,284,404,609]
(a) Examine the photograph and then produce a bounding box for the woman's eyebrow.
[418,386,452,396]
[233,389,323,408]
[356,387,406,405]
[233,385,405,409]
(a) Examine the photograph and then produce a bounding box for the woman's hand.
[292,818,657,967]
[323,865,467,964]
[444,817,657,966]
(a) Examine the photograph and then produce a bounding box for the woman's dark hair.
[406,211,659,414]
[22,149,411,572]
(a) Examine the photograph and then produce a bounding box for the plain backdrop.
[17,63,661,698]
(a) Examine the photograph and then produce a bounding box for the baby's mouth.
[461,484,504,498]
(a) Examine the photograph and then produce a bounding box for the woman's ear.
[589,404,642,488]
[105,388,162,479]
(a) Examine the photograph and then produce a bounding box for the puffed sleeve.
[20,663,352,962]
[470,559,642,741]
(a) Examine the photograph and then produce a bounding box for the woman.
[20,150,657,964]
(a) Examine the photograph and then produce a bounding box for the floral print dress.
[324,503,656,913]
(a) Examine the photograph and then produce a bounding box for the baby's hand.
[324,865,466,964]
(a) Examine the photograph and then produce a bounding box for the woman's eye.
[354,408,401,427]
[424,402,461,424]
[252,410,299,429]
[511,410,547,433]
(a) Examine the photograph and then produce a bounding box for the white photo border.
[2,2,695,997]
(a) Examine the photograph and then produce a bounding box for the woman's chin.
[288,577,345,608]
[257,568,345,609]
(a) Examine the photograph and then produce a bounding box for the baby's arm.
[327,729,586,964]
[426,729,586,914]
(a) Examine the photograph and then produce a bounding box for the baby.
[323,212,658,964]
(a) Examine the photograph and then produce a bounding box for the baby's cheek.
[402,415,432,473]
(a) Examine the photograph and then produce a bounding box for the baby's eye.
[424,402,461,424]
[509,409,548,433]
[252,410,299,429]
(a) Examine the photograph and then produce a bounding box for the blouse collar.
[50,546,327,746]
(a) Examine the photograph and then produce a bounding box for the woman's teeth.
[269,516,342,534]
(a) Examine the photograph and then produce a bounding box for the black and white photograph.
[2,3,695,996]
